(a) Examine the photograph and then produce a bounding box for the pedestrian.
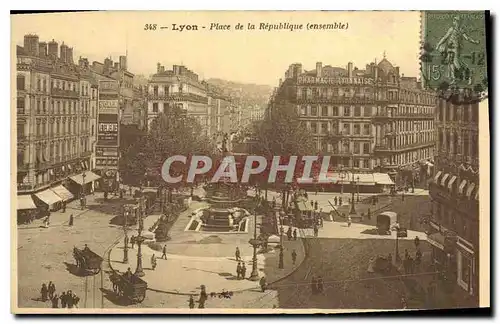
[66,290,74,308]
[51,294,59,308]
[236,262,242,279]
[401,297,408,309]
[314,201,318,211]
[62,201,66,213]
[48,281,55,299]
[241,262,247,279]
[291,249,297,265]
[405,249,410,260]
[334,196,338,206]
[347,216,352,227]
[198,285,208,308]
[151,254,157,270]
[259,276,267,292]
[235,247,241,261]
[129,186,133,196]
[188,295,195,309]
[414,236,420,249]
[416,248,422,265]
[314,226,318,237]
[130,235,135,249]
[293,228,298,241]
[125,267,133,278]
[310,200,314,208]
[162,245,167,259]
[317,276,324,294]
[339,197,343,206]
[73,293,80,308]
[60,292,67,308]
[287,227,292,240]
[367,208,371,220]
[311,276,317,295]
[41,283,48,302]
[68,214,74,226]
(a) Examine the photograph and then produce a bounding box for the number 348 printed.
[144,24,157,31]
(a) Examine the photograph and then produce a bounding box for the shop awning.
[353,173,375,186]
[50,185,74,202]
[69,171,101,185]
[466,183,476,199]
[447,175,457,190]
[441,173,450,187]
[434,171,442,183]
[427,232,445,251]
[458,180,468,195]
[35,189,62,206]
[17,195,37,210]
[373,173,395,185]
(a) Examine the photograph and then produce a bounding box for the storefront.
[16,194,37,224]
[427,231,457,272]
[456,237,476,296]
[68,171,101,196]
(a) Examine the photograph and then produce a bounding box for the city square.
[13,11,485,312]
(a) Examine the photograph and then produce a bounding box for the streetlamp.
[349,173,357,215]
[339,166,345,195]
[123,206,129,264]
[134,196,146,277]
[393,215,400,265]
[248,195,262,281]
[356,176,360,202]
[82,171,87,197]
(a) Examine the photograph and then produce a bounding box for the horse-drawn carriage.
[73,246,103,275]
[109,271,148,303]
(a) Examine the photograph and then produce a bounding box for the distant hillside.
[205,78,274,107]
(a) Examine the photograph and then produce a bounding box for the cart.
[73,247,103,275]
[109,271,148,303]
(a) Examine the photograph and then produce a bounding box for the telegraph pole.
[123,206,129,263]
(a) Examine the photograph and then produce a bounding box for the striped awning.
[50,185,74,202]
[466,183,476,199]
[35,189,62,206]
[458,180,468,195]
[441,173,450,187]
[447,175,457,190]
[17,195,36,210]
[434,171,442,183]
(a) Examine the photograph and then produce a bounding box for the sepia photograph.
[10,10,490,314]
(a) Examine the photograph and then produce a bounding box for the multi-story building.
[16,34,99,220]
[269,56,436,184]
[428,98,479,298]
[147,64,209,131]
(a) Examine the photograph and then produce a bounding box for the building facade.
[16,34,98,218]
[147,64,209,131]
[270,57,436,183]
[428,98,479,298]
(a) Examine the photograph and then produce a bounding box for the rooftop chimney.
[48,39,58,59]
[23,34,40,57]
[38,42,47,57]
[316,62,323,77]
[67,47,74,64]
[347,62,353,78]
[157,62,161,73]
[60,42,68,63]
[119,55,127,71]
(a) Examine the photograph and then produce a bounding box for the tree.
[250,105,315,207]
[120,106,215,200]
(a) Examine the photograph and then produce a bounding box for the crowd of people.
[40,281,81,308]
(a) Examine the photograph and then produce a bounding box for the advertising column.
[96,80,120,193]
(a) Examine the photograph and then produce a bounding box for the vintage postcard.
[11,10,490,314]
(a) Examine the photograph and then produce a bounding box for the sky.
[11,11,422,86]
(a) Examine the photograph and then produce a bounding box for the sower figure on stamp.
[435,16,480,85]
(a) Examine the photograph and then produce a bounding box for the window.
[354,106,361,116]
[313,88,320,98]
[332,106,339,116]
[36,99,40,114]
[353,143,360,154]
[300,105,307,116]
[310,122,318,134]
[301,88,308,99]
[363,142,370,154]
[354,124,360,135]
[321,122,328,134]
[42,100,46,113]
[37,78,41,91]
[353,159,360,168]
[152,103,158,113]
[17,97,25,113]
[363,106,371,116]
[17,75,25,90]
[343,123,350,135]
[321,106,328,117]
[153,86,158,96]
[310,106,318,116]
[344,106,351,116]
[91,125,94,136]
[17,124,24,139]
[363,124,370,135]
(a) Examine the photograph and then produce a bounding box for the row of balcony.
[373,141,435,153]
[16,109,92,117]
[17,151,93,171]
[18,131,91,140]
[372,113,434,120]
[147,93,208,104]
[51,88,80,98]
[325,132,373,138]
[296,97,376,104]
[436,151,479,166]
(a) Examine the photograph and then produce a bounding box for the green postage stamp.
[421,11,488,92]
